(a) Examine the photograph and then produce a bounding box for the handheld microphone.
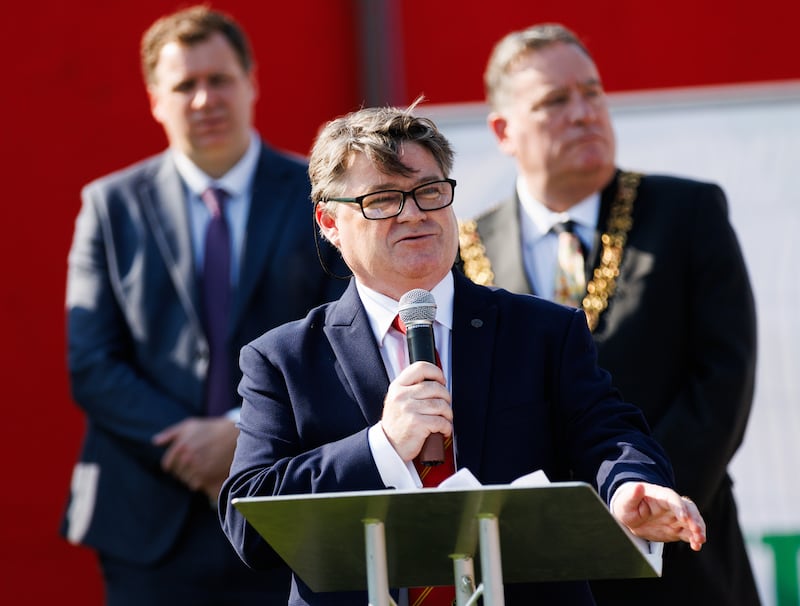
[398,289,445,466]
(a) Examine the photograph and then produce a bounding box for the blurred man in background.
[62,6,346,604]
[459,23,759,605]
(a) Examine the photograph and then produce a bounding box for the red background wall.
[2,0,797,601]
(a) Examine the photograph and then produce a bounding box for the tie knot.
[552,220,586,256]
[551,219,577,235]
[201,187,228,218]
[391,314,407,335]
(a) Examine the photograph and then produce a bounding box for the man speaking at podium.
[219,102,706,605]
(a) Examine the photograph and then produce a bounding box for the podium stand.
[233,482,660,606]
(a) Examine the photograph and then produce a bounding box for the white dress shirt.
[517,175,600,299]
[174,131,260,420]
[174,130,260,288]
[358,273,454,490]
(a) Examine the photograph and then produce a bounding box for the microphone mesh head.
[398,289,437,325]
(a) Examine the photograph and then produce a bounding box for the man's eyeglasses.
[324,178,456,220]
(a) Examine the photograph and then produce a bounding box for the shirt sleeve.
[368,423,422,489]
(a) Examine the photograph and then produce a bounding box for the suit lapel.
[322,275,499,472]
[324,282,390,425]
[231,143,303,331]
[479,176,623,295]
[450,273,497,476]
[476,195,533,295]
[139,154,205,339]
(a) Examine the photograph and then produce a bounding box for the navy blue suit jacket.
[221,271,675,605]
[62,141,348,565]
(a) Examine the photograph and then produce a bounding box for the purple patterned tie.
[201,187,231,417]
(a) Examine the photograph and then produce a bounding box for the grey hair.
[484,23,591,110]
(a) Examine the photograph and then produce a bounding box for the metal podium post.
[363,515,506,606]
[452,555,476,606]
[364,519,392,606]
[478,514,505,605]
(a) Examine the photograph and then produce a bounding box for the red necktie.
[392,316,456,606]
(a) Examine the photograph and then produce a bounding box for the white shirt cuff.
[367,423,421,489]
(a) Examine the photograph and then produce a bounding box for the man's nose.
[567,93,597,123]
[397,193,425,221]
[191,85,213,109]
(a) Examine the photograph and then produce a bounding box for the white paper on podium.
[437,468,550,489]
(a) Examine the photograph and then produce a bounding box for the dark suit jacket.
[62,141,348,566]
[469,172,759,605]
[220,271,677,605]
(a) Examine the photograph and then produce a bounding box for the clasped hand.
[153,417,239,501]
[380,361,452,462]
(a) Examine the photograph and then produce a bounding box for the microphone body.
[398,289,445,466]
[405,323,436,366]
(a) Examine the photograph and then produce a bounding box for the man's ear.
[148,86,165,125]
[315,203,340,249]
[488,112,514,156]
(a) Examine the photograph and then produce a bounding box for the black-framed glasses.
[325,178,456,220]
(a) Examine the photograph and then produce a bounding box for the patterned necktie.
[552,220,586,308]
[392,315,456,606]
[201,187,231,417]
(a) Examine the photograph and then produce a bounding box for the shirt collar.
[173,130,260,198]
[516,175,600,239]
[356,272,455,346]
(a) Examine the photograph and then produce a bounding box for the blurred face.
[316,142,459,300]
[489,41,616,206]
[148,32,256,177]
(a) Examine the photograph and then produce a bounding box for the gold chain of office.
[458,171,641,332]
